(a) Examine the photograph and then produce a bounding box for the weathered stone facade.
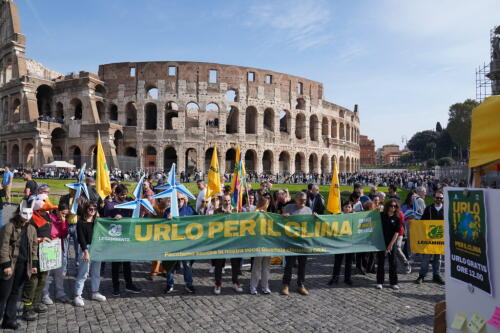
[0,0,360,175]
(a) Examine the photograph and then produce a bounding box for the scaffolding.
[476,25,500,102]
[476,63,491,103]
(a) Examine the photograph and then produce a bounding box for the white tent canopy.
[43,161,76,168]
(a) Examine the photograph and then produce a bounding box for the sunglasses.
[87,207,96,211]
[435,197,444,200]
[389,205,398,208]
[177,198,186,201]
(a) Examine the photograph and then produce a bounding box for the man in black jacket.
[306,184,325,214]
[415,190,445,285]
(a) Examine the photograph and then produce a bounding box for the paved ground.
[1,206,444,333]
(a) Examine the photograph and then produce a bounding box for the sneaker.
[375,284,383,290]
[55,295,71,303]
[34,303,48,313]
[233,283,243,293]
[262,287,271,295]
[41,295,54,305]
[405,263,412,274]
[297,286,309,295]
[214,285,221,295]
[250,287,257,295]
[73,296,85,307]
[391,284,400,290]
[415,276,424,284]
[91,292,107,302]
[164,285,174,294]
[185,285,195,294]
[125,284,142,294]
[327,276,339,286]
[280,284,289,295]
[112,288,120,296]
[22,309,37,321]
[433,275,445,285]
[209,266,215,274]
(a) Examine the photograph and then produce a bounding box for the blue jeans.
[74,246,102,296]
[164,261,193,288]
[64,225,80,275]
[419,254,441,277]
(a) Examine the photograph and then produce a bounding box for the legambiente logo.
[98,224,130,242]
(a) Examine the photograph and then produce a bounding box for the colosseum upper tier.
[0,0,360,175]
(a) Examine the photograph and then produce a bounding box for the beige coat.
[0,218,38,280]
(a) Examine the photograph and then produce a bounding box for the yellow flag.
[96,132,112,200]
[230,145,246,193]
[205,145,222,199]
[409,220,444,254]
[326,160,341,214]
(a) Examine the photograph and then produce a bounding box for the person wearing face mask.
[0,200,38,330]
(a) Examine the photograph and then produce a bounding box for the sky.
[18,0,500,148]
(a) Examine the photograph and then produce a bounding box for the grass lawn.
[8,178,433,207]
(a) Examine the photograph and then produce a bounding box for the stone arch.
[346,156,351,173]
[225,148,236,172]
[226,89,238,102]
[295,113,306,139]
[205,103,219,128]
[322,117,329,137]
[125,147,137,157]
[70,98,83,120]
[331,155,337,171]
[346,124,351,141]
[11,144,19,166]
[339,155,345,173]
[145,102,157,130]
[70,146,82,168]
[113,130,124,155]
[12,98,20,122]
[55,102,64,120]
[309,115,319,141]
[88,145,98,169]
[263,108,274,132]
[24,143,35,168]
[226,106,239,134]
[51,128,66,161]
[185,102,199,128]
[126,102,137,126]
[339,122,345,140]
[279,110,291,133]
[95,84,106,98]
[331,119,337,138]
[164,147,177,171]
[245,149,257,172]
[96,101,105,122]
[279,151,290,174]
[296,98,306,110]
[294,152,305,173]
[185,148,197,174]
[245,106,257,134]
[165,102,179,130]
[144,146,157,168]
[36,85,53,117]
[308,153,318,173]
[109,104,118,121]
[262,150,273,174]
[146,86,159,99]
[321,154,329,174]
[205,147,221,173]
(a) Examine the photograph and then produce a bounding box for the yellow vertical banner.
[409,220,445,254]
[205,145,222,199]
[326,160,341,214]
[96,132,112,200]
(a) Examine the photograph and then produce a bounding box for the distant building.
[360,135,376,166]
[376,144,407,165]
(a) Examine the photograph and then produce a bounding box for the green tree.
[426,158,438,168]
[435,129,454,159]
[407,130,438,161]
[446,98,479,160]
[438,156,454,166]
[436,122,443,132]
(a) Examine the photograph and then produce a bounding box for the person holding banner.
[213,194,242,295]
[73,202,107,307]
[0,201,38,330]
[328,201,354,286]
[281,192,315,296]
[415,190,445,285]
[249,194,272,295]
[162,193,197,294]
[375,199,402,290]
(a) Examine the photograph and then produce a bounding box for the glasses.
[389,205,398,208]
[87,207,96,211]
[435,197,444,200]
[177,198,186,202]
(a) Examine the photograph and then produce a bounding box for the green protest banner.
[448,189,492,295]
[90,210,385,261]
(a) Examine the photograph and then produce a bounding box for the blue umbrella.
[65,163,89,214]
[152,163,195,216]
[114,175,155,218]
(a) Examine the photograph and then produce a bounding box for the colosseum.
[0,1,360,176]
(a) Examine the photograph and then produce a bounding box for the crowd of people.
[0,168,447,330]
